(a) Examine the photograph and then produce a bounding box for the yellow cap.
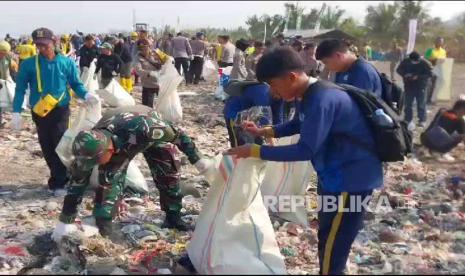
[131,32,138,38]
[27,38,33,45]
[0,40,11,53]
[62,34,70,41]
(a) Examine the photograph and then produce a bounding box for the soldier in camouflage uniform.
[56,104,211,241]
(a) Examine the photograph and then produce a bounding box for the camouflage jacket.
[71,105,201,178]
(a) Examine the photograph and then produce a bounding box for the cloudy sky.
[1,1,464,37]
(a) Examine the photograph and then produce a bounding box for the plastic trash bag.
[187,155,286,275]
[80,60,97,88]
[156,58,183,123]
[202,58,218,82]
[56,96,103,168]
[0,79,15,109]
[235,106,273,128]
[96,78,135,107]
[89,161,149,194]
[260,135,314,226]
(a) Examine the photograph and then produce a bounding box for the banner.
[406,19,417,54]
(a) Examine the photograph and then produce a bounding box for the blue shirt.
[260,84,383,193]
[13,53,88,113]
[335,58,382,98]
[223,83,283,125]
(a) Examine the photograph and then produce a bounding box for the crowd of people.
[0,26,464,275]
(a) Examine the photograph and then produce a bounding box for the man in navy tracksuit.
[315,39,382,97]
[226,47,384,275]
[223,83,284,147]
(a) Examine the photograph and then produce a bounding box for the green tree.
[364,2,400,41]
[246,14,285,40]
[340,17,367,40]
[319,6,345,29]
[397,0,430,39]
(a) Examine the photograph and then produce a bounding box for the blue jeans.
[404,86,427,123]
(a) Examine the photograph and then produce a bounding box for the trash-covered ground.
[1,62,465,274]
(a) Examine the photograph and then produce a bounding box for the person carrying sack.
[12,27,98,197]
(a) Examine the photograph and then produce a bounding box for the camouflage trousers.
[59,143,182,224]
[143,143,182,213]
[60,165,128,223]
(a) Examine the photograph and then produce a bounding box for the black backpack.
[223,80,262,97]
[356,58,405,114]
[310,80,413,162]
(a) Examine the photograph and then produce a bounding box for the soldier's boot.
[162,211,194,232]
[95,217,127,245]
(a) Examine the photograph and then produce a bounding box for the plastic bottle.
[374,109,394,127]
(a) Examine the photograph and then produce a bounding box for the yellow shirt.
[425,47,447,61]
[431,47,447,59]
[17,44,37,60]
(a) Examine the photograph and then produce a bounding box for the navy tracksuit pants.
[317,181,372,275]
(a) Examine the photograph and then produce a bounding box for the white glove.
[189,55,194,61]
[149,71,160,79]
[194,158,215,174]
[11,113,22,131]
[84,92,100,105]
[51,221,78,243]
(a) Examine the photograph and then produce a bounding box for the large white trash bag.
[202,58,218,82]
[260,135,314,226]
[81,61,99,94]
[0,79,15,109]
[187,155,286,275]
[90,160,149,194]
[96,79,135,107]
[56,96,147,193]
[156,57,183,123]
[433,58,454,102]
[80,60,97,88]
[56,97,103,168]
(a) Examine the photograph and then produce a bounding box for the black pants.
[32,106,70,190]
[174,57,189,78]
[188,56,204,84]
[142,87,159,108]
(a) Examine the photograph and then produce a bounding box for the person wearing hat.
[59,34,74,58]
[114,38,134,93]
[78,35,99,73]
[0,40,18,127]
[51,104,213,242]
[128,32,139,59]
[133,38,164,108]
[188,32,208,85]
[95,42,123,88]
[12,27,98,197]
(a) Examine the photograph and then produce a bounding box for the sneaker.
[53,188,68,197]
[417,121,426,128]
[440,153,456,162]
[407,121,416,131]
